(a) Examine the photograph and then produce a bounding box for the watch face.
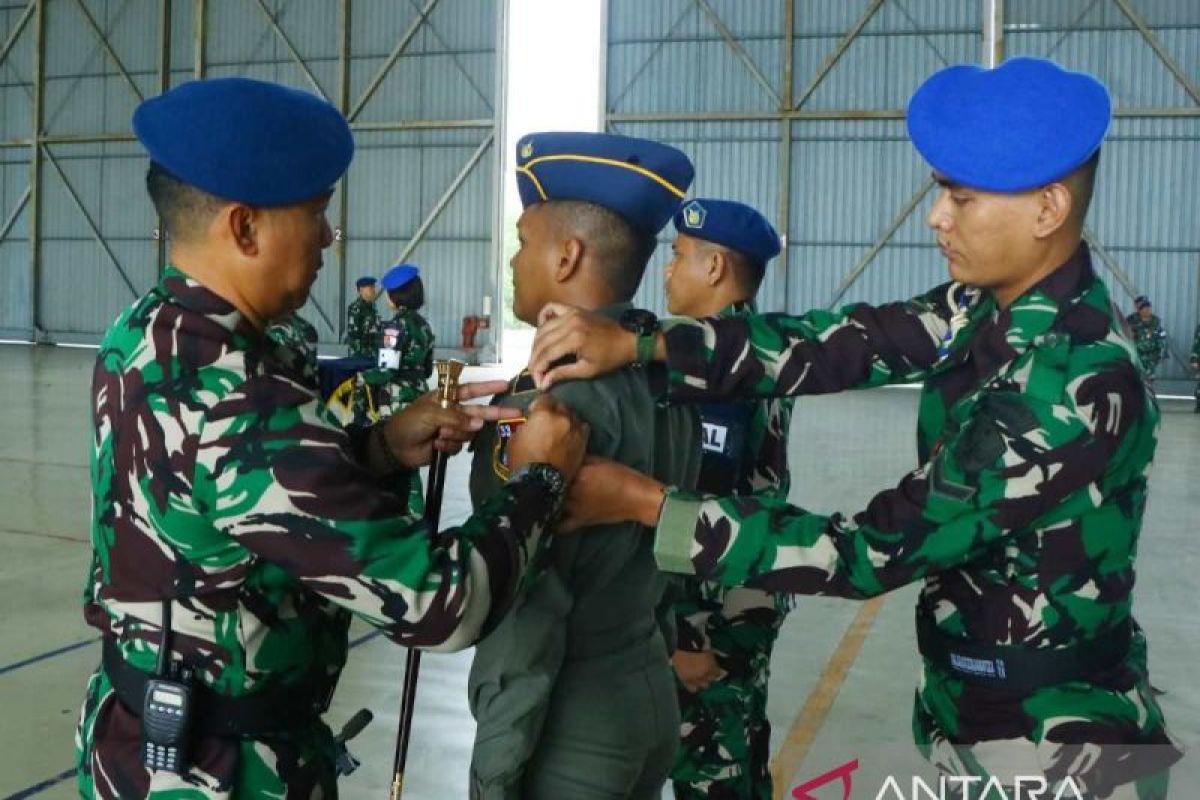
[621,309,658,334]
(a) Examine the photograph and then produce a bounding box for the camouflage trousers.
[670,619,783,800]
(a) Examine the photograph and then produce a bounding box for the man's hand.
[672,650,723,693]
[383,380,518,469]
[507,395,590,481]
[529,304,639,389]
[559,456,667,532]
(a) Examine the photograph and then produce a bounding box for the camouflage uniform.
[266,313,320,387]
[374,307,436,413]
[76,266,563,799]
[1124,312,1167,378]
[341,309,436,429]
[1190,324,1199,411]
[670,300,795,800]
[652,245,1181,798]
[467,304,702,800]
[339,309,437,520]
[343,296,379,357]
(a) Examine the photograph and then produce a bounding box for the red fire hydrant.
[461,315,480,350]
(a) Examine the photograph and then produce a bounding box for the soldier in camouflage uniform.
[373,263,436,412]
[336,265,436,519]
[266,312,320,386]
[531,59,1182,799]
[662,198,793,800]
[1125,296,1167,381]
[467,131,698,800]
[1191,323,1199,412]
[344,276,379,357]
[76,77,588,800]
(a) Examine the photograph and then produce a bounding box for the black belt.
[916,609,1132,696]
[102,639,330,738]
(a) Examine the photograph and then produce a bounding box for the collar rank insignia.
[492,416,528,480]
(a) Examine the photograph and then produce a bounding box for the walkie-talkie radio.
[141,600,193,774]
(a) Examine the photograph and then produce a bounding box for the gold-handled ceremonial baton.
[389,359,465,800]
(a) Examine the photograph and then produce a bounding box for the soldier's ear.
[1033,182,1072,239]
[707,250,728,287]
[556,236,583,283]
[227,205,259,256]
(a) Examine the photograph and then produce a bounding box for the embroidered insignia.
[492,415,528,480]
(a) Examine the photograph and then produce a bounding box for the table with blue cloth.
[317,356,375,402]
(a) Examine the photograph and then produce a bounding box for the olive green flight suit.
[467,304,701,800]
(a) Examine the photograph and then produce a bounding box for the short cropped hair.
[544,200,657,301]
[145,162,223,242]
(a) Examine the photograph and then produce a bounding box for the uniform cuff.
[653,491,703,576]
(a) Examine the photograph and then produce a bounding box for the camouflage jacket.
[371,308,436,409]
[1124,312,1167,374]
[344,296,379,357]
[651,244,1180,790]
[266,312,320,386]
[388,308,435,378]
[672,301,794,658]
[77,266,561,799]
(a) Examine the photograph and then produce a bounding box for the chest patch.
[492,416,528,480]
[701,421,730,454]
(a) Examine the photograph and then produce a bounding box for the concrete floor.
[0,343,1195,799]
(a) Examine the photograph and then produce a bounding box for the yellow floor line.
[769,595,886,800]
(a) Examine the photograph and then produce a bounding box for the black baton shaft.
[390,362,462,800]
[389,450,448,797]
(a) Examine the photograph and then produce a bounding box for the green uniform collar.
[159,263,249,336]
[940,242,1102,364]
[716,300,755,319]
[993,242,1101,357]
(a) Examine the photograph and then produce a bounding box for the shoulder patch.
[492,416,528,480]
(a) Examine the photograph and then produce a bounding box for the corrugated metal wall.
[1006,0,1200,379]
[0,0,503,357]
[1,3,35,337]
[606,0,1200,380]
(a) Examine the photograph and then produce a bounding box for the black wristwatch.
[618,308,660,366]
[506,462,566,501]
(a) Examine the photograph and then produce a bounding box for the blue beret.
[515,132,694,235]
[133,77,354,206]
[381,264,419,291]
[673,198,781,266]
[1134,295,1151,309]
[907,57,1110,193]
[355,276,376,289]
